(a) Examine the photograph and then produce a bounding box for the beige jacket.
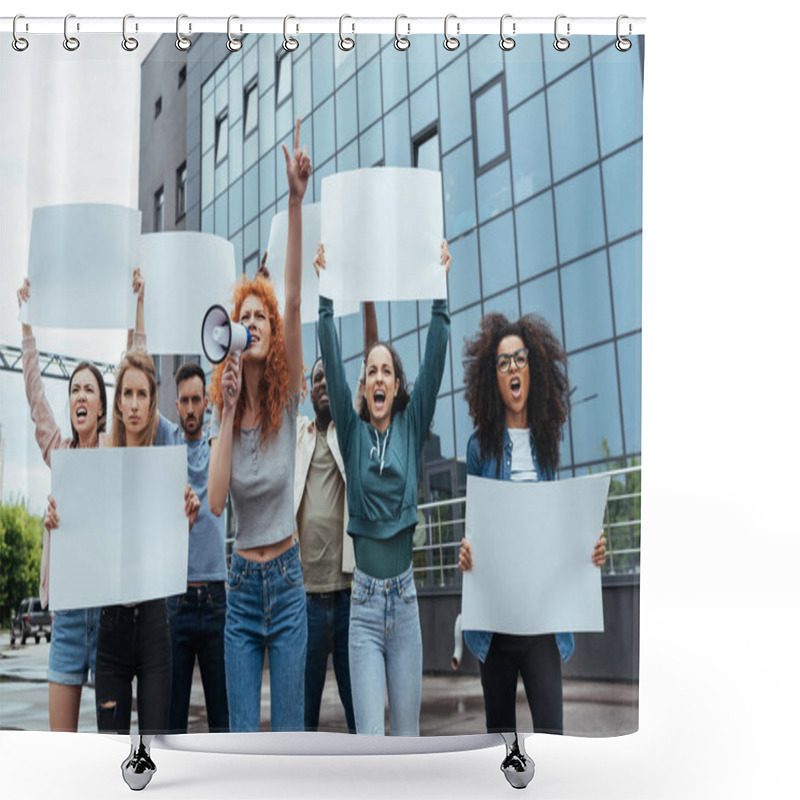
[294,415,355,574]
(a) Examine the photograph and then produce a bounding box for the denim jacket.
[463,427,575,664]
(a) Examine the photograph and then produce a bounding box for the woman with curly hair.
[458,312,606,739]
[207,119,311,732]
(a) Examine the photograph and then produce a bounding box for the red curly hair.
[209,273,291,446]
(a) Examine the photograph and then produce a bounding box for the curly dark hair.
[463,313,569,477]
[358,341,411,423]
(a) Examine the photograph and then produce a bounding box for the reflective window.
[260,208,275,263]
[390,301,418,338]
[202,96,215,154]
[340,309,363,359]
[447,233,480,311]
[228,177,243,234]
[438,56,471,154]
[301,322,318,381]
[244,219,259,262]
[275,100,293,150]
[334,43,356,87]
[515,192,557,280]
[313,98,336,166]
[519,271,563,343]
[476,160,512,223]
[258,88,275,157]
[602,142,643,242]
[381,47,409,111]
[336,78,358,148]
[229,64,243,123]
[505,34,545,106]
[432,397,455,461]
[229,119,243,183]
[176,163,187,221]
[561,251,613,351]
[337,140,358,172]
[414,129,439,170]
[359,122,383,167]
[154,187,164,232]
[554,166,605,263]
[214,160,228,198]
[567,343,622,464]
[469,36,503,92]
[215,111,228,165]
[509,94,550,202]
[609,234,642,335]
[407,34,437,91]
[479,212,517,297]
[312,37,334,107]
[258,35,276,92]
[559,418,573,471]
[243,165,259,225]
[358,58,382,129]
[231,232,243,273]
[473,78,508,170]
[243,249,259,279]
[392,332,420,385]
[312,156,336,203]
[482,287,519,321]
[442,141,476,238]
[201,204,213,234]
[242,37,258,85]
[547,64,598,182]
[450,304,483,389]
[276,51,292,107]
[453,389,474,460]
[384,102,411,167]
[243,81,258,138]
[616,333,641,454]
[543,34,590,83]
[410,80,438,137]
[259,150,275,211]
[294,51,312,121]
[202,150,214,208]
[356,34,380,68]
[344,355,362,393]
[214,191,228,238]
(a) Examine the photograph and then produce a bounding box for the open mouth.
[510,376,522,399]
[75,408,88,420]
[373,388,386,409]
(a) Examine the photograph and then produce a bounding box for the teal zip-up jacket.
[318,295,450,540]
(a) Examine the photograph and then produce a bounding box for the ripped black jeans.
[95,599,172,734]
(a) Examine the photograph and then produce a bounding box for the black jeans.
[166,582,229,733]
[95,599,172,735]
[479,633,563,735]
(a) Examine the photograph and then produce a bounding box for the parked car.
[10,597,52,645]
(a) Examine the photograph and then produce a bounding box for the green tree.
[0,499,43,626]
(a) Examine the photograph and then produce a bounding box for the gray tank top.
[210,395,298,550]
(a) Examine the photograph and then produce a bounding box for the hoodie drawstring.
[369,426,391,475]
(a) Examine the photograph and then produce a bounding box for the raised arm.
[363,302,378,352]
[127,268,146,350]
[282,118,312,395]
[207,354,242,516]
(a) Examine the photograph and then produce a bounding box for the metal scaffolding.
[0,344,117,386]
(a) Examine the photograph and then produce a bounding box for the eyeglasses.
[495,347,529,374]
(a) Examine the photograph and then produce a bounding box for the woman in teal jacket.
[316,242,451,735]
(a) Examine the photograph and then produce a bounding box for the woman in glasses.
[458,313,606,746]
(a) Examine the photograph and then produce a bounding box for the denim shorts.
[48,606,100,686]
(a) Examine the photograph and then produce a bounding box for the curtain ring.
[283,15,299,52]
[227,15,243,52]
[615,15,632,52]
[339,14,355,51]
[499,14,516,51]
[175,14,191,51]
[63,13,80,51]
[394,15,410,51]
[12,15,29,52]
[554,14,570,51]
[443,14,460,51]
[122,14,139,52]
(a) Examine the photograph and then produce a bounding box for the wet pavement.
[0,631,637,736]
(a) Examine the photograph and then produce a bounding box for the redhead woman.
[315,240,452,736]
[207,119,311,732]
[16,271,143,733]
[458,313,606,751]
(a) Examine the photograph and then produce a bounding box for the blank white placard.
[49,446,189,610]
[461,474,610,636]
[23,204,141,329]
[319,168,446,304]
[138,232,236,355]
[267,203,359,323]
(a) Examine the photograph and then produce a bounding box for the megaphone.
[201,304,252,364]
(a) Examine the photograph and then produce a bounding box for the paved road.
[0,631,638,735]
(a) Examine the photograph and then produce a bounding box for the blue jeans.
[348,565,422,736]
[225,546,307,732]
[49,607,99,686]
[305,589,356,733]
[166,582,229,733]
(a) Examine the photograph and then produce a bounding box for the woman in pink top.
[17,271,144,732]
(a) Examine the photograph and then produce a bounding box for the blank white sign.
[49,446,189,610]
[461,474,611,636]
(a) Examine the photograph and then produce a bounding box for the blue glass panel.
[334,44,356,88]
[336,77,358,148]
[479,212,517,297]
[214,159,228,197]
[437,55,471,154]
[381,46,409,111]
[276,97,293,146]
[259,150,276,210]
[260,208,275,260]
[258,87,275,156]
[230,231,242,273]
[482,287,520,321]
[561,251,613,351]
[554,167,605,262]
[616,333,641,454]
[201,150,214,208]
[390,301,418,338]
[229,63,243,123]
[356,34,380,69]
[567,343,622,464]
[341,310,363,360]
[243,165,259,225]
[506,34,545,106]
[442,141,477,239]
[337,139,358,172]
[373,302,390,340]
[476,160,512,223]
[244,219,259,259]
[359,122,383,167]
[602,141,643,242]
[416,133,439,170]
[228,177,243,234]
[609,234,642,335]
[447,232,480,311]
[343,355,362,393]
[519,271,563,344]
[312,156,336,204]
[301,321,318,383]
[294,51,312,122]
[432,396,455,460]
[392,332,420,385]
[229,120,243,182]
[215,80,227,114]
[450,304,483,389]
[201,204,213,234]
[202,97,215,155]
[547,64,598,182]
[453,389,474,460]
[312,37,334,107]
[358,58,382,130]
[474,83,507,168]
[243,130,258,172]
[543,34,590,83]
[384,103,411,167]
[559,420,573,471]
[592,37,643,156]
[469,35,503,91]
[242,37,258,84]
[407,34,437,91]
[515,192,557,280]
[214,191,228,238]
[410,79,438,136]
[313,98,336,165]
[258,35,275,92]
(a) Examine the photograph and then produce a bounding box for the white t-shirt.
[509,428,539,482]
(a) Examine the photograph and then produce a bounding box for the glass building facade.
[185,32,643,502]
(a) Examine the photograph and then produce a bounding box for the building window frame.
[470,74,510,177]
[413,124,440,169]
[154,96,162,118]
[276,50,292,110]
[175,162,187,222]
[178,65,187,89]
[154,186,165,232]
[215,110,229,166]
[244,79,259,139]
